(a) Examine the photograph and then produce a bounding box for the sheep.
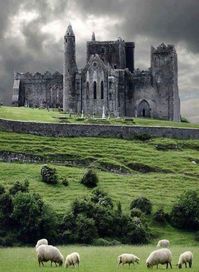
[118,253,140,267]
[178,251,193,269]
[146,248,172,269]
[65,252,80,268]
[35,238,48,249]
[36,244,64,267]
[157,239,170,248]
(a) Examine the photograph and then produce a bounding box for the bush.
[130,197,152,215]
[41,165,58,184]
[11,192,57,243]
[62,179,69,187]
[153,208,168,225]
[93,238,121,246]
[0,193,14,227]
[80,169,99,188]
[9,180,29,195]
[130,208,143,218]
[170,190,199,230]
[134,133,151,141]
[181,116,190,123]
[127,217,150,244]
[0,184,5,195]
[75,214,98,244]
[195,231,199,242]
[91,188,113,209]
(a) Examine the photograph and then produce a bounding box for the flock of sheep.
[35,238,193,269]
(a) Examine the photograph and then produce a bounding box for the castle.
[12,24,180,121]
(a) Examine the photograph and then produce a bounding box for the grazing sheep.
[118,253,140,267]
[35,238,48,249]
[65,252,80,268]
[178,251,193,269]
[157,239,170,248]
[146,248,172,269]
[36,244,64,267]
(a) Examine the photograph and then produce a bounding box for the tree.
[80,169,99,188]
[41,165,58,184]
[170,190,199,230]
[75,214,98,244]
[9,180,29,195]
[130,197,152,215]
[11,192,57,243]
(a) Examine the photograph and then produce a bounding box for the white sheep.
[178,251,193,269]
[146,248,172,269]
[35,238,48,249]
[65,252,80,268]
[157,239,170,248]
[36,244,64,267]
[118,253,140,267]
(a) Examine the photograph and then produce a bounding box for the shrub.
[195,231,199,242]
[75,214,98,244]
[11,192,57,243]
[0,193,13,227]
[130,197,152,215]
[9,180,29,195]
[127,217,150,244]
[134,133,151,141]
[0,184,5,195]
[80,169,99,188]
[62,179,69,187]
[130,208,143,218]
[170,190,199,230]
[181,116,189,123]
[91,188,113,209]
[41,165,58,184]
[153,208,167,225]
[93,238,121,246]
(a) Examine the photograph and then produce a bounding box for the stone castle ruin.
[12,24,180,121]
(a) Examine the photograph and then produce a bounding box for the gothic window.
[86,82,89,99]
[93,81,97,99]
[101,81,104,99]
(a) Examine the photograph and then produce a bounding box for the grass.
[0,131,199,243]
[0,245,199,272]
[0,106,199,128]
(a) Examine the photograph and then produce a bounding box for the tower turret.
[63,24,78,112]
[151,43,180,121]
[92,32,96,41]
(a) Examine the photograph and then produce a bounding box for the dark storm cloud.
[0,0,199,122]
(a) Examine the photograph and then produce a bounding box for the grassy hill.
[0,106,199,128]
[0,129,199,244]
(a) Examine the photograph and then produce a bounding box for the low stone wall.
[0,118,199,139]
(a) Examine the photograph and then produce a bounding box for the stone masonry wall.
[0,119,199,139]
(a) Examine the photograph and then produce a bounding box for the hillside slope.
[0,131,198,244]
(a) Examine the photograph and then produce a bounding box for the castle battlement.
[12,24,180,121]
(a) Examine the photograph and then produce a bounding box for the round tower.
[63,24,78,112]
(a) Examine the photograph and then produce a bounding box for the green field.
[0,106,199,128]
[0,245,198,272]
[0,129,199,243]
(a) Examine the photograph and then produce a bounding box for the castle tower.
[92,32,96,41]
[151,43,180,121]
[63,24,78,112]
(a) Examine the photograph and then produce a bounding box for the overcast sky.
[0,0,199,122]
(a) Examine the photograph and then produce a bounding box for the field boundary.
[0,118,199,139]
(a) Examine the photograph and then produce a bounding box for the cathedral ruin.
[12,24,180,121]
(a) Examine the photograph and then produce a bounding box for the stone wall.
[0,119,199,139]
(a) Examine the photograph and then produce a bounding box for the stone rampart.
[0,119,199,139]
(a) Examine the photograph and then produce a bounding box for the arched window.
[101,81,104,99]
[137,100,151,118]
[86,82,89,99]
[93,81,97,99]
